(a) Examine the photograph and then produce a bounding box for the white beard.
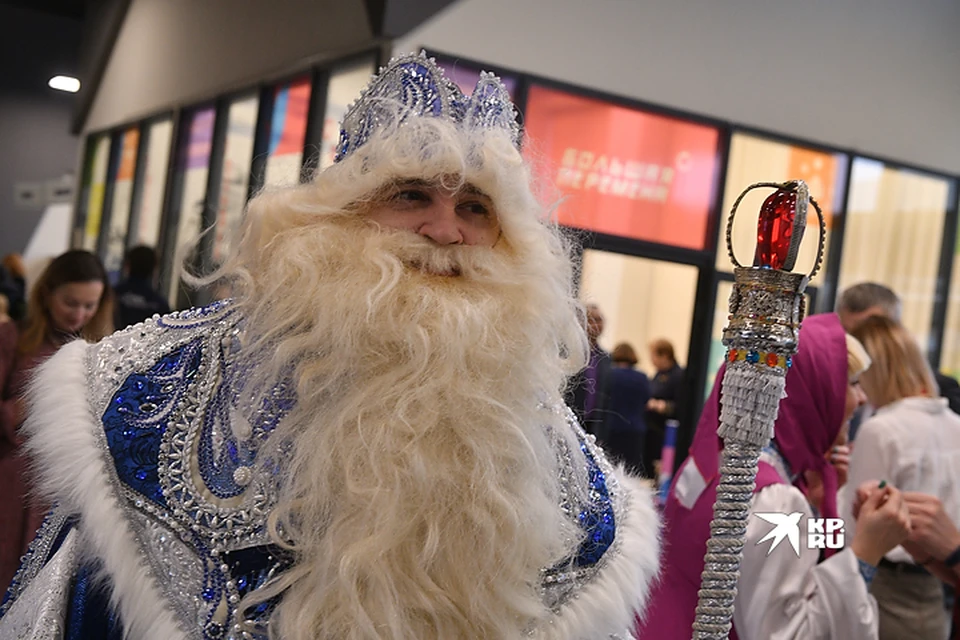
[235,216,585,639]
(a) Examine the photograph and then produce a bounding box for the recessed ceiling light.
[48,76,80,93]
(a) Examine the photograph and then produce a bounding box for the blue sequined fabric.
[575,440,616,566]
[102,339,203,506]
[334,52,520,162]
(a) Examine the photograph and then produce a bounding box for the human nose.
[856,385,867,406]
[416,198,464,245]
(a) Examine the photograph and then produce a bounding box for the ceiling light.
[48,76,80,93]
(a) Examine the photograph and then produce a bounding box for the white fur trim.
[22,340,188,640]
[545,473,662,639]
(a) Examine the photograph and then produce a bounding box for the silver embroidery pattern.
[0,529,79,640]
[1,508,72,618]
[539,406,625,613]
[129,510,208,638]
[84,303,283,639]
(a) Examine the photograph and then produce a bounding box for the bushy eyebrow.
[392,178,431,189]
[385,179,491,201]
[461,184,491,200]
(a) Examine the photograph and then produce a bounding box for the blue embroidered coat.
[0,302,659,640]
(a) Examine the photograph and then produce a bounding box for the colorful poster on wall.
[169,107,215,303]
[82,135,111,250]
[523,85,720,250]
[264,77,311,186]
[104,127,140,281]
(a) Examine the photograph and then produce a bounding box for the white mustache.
[377,233,489,279]
[404,259,462,277]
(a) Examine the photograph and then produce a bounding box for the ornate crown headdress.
[334,51,521,163]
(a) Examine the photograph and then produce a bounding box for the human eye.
[396,189,429,201]
[388,182,431,207]
[458,200,491,216]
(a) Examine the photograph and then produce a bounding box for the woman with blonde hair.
[846,314,960,640]
[0,249,113,593]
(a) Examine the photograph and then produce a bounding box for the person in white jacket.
[846,314,960,640]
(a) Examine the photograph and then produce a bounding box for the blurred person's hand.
[849,485,911,566]
[828,444,851,488]
[852,480,884,519]
[804,448,851,513]
[646,398,667,414]
[900,492,960,564]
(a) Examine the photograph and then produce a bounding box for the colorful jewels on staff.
[725,348,790,370]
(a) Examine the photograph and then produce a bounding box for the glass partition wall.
[837,159,952,356]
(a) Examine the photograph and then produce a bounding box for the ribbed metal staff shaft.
[692,442,761,639]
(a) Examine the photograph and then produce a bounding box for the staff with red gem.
[691,180,825,639]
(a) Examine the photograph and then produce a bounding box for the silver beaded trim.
[83,303,277,638]
[0,507,72,617]
[539,405,624,613]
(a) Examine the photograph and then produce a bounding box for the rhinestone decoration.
[726,180,825,281]
[232,467,252,487]
[334,51,520,163]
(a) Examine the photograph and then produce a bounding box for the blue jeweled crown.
[334,51,521,163]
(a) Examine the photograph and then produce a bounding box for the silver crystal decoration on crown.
[334,51,521,163]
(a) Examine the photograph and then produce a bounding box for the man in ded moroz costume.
[0,53,660,639]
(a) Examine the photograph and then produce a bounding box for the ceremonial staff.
[692,180,825,639]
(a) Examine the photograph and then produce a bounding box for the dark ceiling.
[0,0,86,20]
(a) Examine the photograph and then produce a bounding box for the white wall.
[398,0,960,175]
[85,0,373,133]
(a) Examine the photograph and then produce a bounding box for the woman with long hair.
[636,313,912,639]
[0,249,113,593]
[846,315,960,640]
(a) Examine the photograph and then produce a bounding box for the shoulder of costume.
[17,300,242,640]
[23,298,241,500]
[538,404,662,639]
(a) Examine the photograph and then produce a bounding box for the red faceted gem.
[754,187,798,269]
[728,349,738,362]
[765,352,779,367]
